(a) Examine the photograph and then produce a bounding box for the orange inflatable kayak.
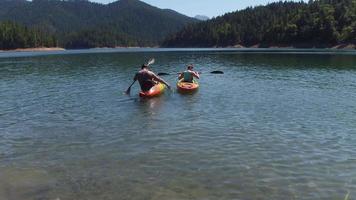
[139,83,166,98]
[177,79,199,93]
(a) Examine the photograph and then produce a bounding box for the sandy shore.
[91,46,151,49]
[1,46,354,52]
[0,47,65,52]
[331,44,356,49]
[227,43,356,49]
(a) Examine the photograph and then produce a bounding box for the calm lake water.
[1,48,356,200]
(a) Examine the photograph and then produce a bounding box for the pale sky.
[92,0,304,18]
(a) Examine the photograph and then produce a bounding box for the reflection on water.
[139,97,165,116]
[1,49,356,200]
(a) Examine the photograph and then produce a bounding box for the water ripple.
[1,50,356,199]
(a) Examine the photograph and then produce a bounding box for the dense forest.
[1,0,355,50]
[0,0,196,49]
[163,0,356,48]
[0,21,57,50]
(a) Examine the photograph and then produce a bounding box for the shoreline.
[1,45,355,52]
[91,45,356,50]
[216,43,356,50]
[0,47,65,52]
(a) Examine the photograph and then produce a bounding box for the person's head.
[187,64,194,70]
[141,64,149,70]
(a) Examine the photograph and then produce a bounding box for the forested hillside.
[163,0,356,48]
[0,0,197,49]
[0,21,57,50]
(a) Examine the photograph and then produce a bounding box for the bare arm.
[151,72,171,88]
[193,71,200,79]
[178,73,183,80]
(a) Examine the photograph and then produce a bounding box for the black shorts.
[140,81,155,92]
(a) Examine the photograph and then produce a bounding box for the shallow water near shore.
[1,49,356,200]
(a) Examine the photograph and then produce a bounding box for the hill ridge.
[0,0,197,48]
[163,0,356,48]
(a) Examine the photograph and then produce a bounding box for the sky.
[92,0,303,18]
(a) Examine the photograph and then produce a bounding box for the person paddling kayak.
[178,64,200,83]
[134,64,171,92]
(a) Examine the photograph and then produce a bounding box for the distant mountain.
[194,15,209,21]
[163,0,356,48]
[0,0,197,48]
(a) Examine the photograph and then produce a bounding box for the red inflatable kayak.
[177,80,199,94]
[139,83,166,98]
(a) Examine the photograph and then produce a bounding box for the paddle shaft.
[158,71,223,76]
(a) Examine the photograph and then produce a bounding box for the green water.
[1,49,356,200]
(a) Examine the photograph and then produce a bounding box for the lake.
[1,48,356,200]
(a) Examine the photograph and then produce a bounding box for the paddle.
[157,72,171,76]
[158,70,224,76]
[210,70,224,74]
[124,80,136,95]
[147,58,155,66]
[125,58,155,95]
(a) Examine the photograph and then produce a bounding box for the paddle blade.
[211,71,224,74]
[147,58,155,66]
[125,86,131,95]
[125,80,136,95]
[158,72,170,76]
